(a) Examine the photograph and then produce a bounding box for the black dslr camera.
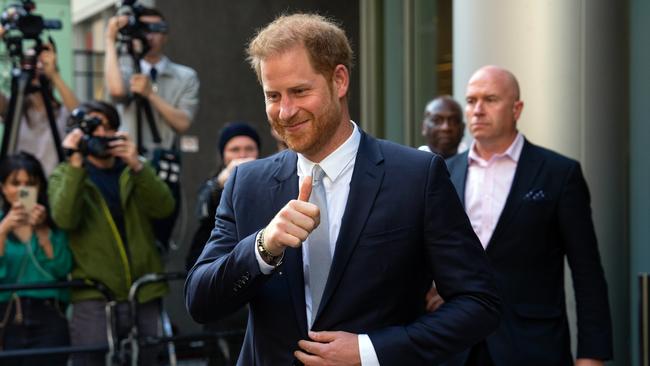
[67,108,124,159]
[0,1,62,67]
[117,0,167,57]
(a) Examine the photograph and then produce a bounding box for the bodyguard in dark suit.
[444,65,613,366]
[185,14,500,366]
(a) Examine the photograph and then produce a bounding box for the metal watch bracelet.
[256,228,283,266]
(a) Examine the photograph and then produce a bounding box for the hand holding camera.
[63,107,142,171]
[38,43,58,79]
[106,15,129,42]
[108,132,143,172]
[64,108,125,160]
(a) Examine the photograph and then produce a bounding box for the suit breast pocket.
[358,225,415,247]
[352,225,418,284]
[517,198,556,227]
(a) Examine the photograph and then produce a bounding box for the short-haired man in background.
[419,95,466,159]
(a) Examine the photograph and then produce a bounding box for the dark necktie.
[149,67,158,82]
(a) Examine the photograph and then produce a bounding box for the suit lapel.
[314,132,385,324]
[448,152,469,206]
[268,151,309,337]
[488,140,544,250]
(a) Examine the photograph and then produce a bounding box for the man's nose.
[439,119,452,129]
[473,101,485,114]
[279,97,297,121]
[94,126,107,137]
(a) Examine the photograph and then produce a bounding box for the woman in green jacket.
[0,152,72,365]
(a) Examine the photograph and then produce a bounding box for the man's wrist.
[65,148,83,167]
[130,156,146,173]
[256,229,283,266]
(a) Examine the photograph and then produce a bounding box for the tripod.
[0,63,64,163]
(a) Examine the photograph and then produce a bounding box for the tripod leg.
[38,74,65,163]
[0,70,30,161]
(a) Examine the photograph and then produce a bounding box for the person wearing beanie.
[187,122,260,270]
[215,122,261,188]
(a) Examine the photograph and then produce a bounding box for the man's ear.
[513,100,524,121]
[422,123,429,137]
[332,64,349,99]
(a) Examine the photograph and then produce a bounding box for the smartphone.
[18,186,38,213]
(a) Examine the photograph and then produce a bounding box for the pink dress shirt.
[465,133,524,249]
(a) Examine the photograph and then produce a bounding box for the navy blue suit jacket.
[445,139,613,365]
[185,131,500,365]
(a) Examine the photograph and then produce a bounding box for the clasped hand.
[295,331,361,366]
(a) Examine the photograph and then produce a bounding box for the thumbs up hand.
[262,176,321,256]
[297,175,313,202]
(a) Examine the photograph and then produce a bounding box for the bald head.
[465,65,524,158]
[469,65,520,101]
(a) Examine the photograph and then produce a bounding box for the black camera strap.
[127,43,162,154]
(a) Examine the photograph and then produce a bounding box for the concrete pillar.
[453,0,628,364]
[630,0,650,363]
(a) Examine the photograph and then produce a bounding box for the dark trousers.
[70,299,161,366]
[465,341,494,366]
[0,297,70,366]
[205,306,248,366]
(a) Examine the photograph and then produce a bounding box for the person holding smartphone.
[0,152,72,366]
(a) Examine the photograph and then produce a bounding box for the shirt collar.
[297,121,360,182]
[468,132,524,164]
[140,56,169,76]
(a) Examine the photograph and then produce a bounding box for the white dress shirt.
[139,57,169,77]
[417,141,468,154]
[255,122,380,365]
[465,133,524,248]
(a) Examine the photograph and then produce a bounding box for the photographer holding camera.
[0,24,79,176]
[48,100,175,366]
[105,4,198,252]
[104,5,199,157]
